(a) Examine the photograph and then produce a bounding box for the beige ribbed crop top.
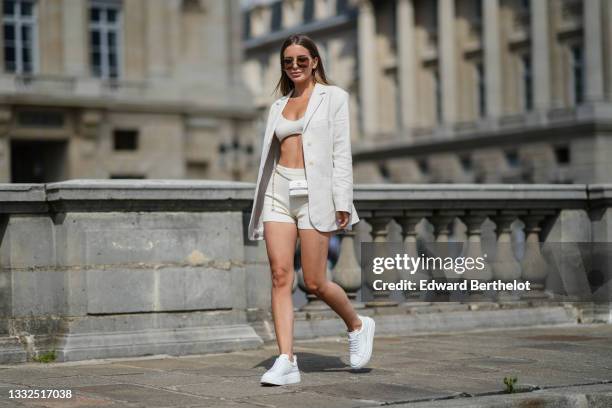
[275,114,304,142]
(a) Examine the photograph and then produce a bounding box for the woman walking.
[247,34,375,386]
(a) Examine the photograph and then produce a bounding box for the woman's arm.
[331,89,353,214]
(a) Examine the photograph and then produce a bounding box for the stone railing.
[1,181,610,363]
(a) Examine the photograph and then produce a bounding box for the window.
[303,0,314,23]
[570,46,584,105]
[113,129,138,151]
[89,0,121,79]
[521,0,530,11]
[378,163,391,181]
[475,62,486,118]
[2,0,37,74]
[336,0,349,15]
[505,150,519,167]
[554,145,570,164]
[270,1,282,31]
[459,154,472,171]
[475,0,482,21]
[432,0,438,29]
[521,54,533,111]
[417,158,429,174]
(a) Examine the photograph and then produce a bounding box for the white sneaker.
[260,354,301,385]
[348,315,375,369]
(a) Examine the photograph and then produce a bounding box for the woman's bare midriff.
[277,133,305,168]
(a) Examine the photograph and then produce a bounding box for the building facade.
[242,0,612,184]
[0,0,258,183]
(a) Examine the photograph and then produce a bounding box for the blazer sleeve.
[331,89,353,214]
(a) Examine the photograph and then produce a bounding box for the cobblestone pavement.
[1,323,611,407]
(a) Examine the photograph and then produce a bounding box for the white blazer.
[247,82,360,241]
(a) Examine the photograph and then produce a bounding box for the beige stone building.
[242,0,612,184]
[0,0,258,183]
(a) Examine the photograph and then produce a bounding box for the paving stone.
[100,371,220,388]
[13,393,126,407]
[171,366,262,377]
[376,373,504,395]
[108,358,209,371]
[238,390,379,408]
[176,377,295,399]
[17,365,150,379]
[8,375,121,388]
[74,383,211,407]
[299,381,452,403]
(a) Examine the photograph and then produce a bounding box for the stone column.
[226,0,242,86]
[483,0,501,118]
[438,0,457,125]
[357,0,378,138]
[62,0,87,76]
[0,108,11,182]
[146,0,169,78]
[530,0,551,110]
[396,0,416,133]
[584,0,605,102]
[606,0,612,101]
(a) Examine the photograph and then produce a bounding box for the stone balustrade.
[1,180,610,363]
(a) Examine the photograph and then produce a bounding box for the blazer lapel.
[302,82,326,133]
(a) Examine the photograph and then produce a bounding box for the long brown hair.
[272,34,333,97]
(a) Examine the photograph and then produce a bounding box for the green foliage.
[503,375,518,393]
[33,350,56,363]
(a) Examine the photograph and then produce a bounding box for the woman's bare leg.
[264,221,298,361]
[298,229,362,332]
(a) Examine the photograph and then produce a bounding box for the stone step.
[53,323,263,362]
[252,305,578,342]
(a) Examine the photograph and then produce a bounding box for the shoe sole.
[260,371,301,385]
[351,317,375,369]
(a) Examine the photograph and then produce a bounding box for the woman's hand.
[336,211,350,229]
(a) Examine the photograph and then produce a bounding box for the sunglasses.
[282,55,311,69]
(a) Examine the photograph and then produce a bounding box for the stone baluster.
[364,214,398,307]
[332,229,364,308]
[460,211,495,302]
[520,210,554,301]
[425,211,463,302]
[490,211,524,302]
[395,211,431,306]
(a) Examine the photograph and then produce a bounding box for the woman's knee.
[304,278,328,296]
[270,264,293,289]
